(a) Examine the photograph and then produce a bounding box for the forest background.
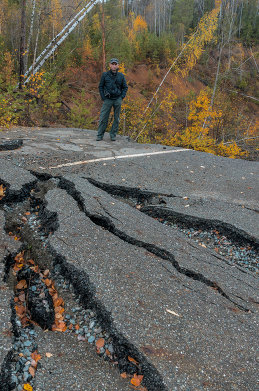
[0,0,258,159]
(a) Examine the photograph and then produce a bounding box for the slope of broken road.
[0,127,258,391]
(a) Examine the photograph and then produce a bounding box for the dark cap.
[110,58,119,64]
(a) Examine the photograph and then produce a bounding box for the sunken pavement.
[0,127,258,391]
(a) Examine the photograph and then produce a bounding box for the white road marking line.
[48,148,190,169]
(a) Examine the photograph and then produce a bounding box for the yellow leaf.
[0,184,6,200]
[23,384,33,391]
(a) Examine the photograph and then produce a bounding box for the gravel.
[163,222,259,273]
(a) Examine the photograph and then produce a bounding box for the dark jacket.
[99,70,128,101]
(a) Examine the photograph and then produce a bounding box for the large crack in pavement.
[85,178,259,274]
[0,177,165,391]
[58,176,253,312]
[86,177,259,248]
[1,167,258,391]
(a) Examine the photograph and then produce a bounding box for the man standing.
[96,58,128,141]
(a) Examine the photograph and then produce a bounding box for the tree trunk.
[101,0,106,72]
[24,0,97,84]
[24,0,36,74]
[19,0,27,89]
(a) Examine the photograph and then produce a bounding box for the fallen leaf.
[52,321,67,332]
[14,252,24,261]
[45,352,53,358]
[55,305,64,313]
[166,309,181,317]
[75,324,80,330]
[44,279,52,287]
[54,298,64,306]
[23,384,33,391]
[21,317,29,326]
[30,360,37,368]
[96,338,105,349]
[16,280,27,289]
[0,185,6,200]
[131,374,143,387]
[128,356,138,365]
[199,243,207,248]
[15,305,25,315]
[31,351,42,362]
[25,212,31,216]
[29,366,35,377]
[19,293,26,302]
[120,372,127,379]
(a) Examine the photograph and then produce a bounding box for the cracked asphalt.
[0,127,259,391]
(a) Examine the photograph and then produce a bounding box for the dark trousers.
[97,97,122,138]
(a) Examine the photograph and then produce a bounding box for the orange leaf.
[44,279,52,287]
[128,356,138,365]
[120,372,127,379]
[25,212,30,216]
[15,252,24,262]
[53,322,67,332]
[31,351,41,362]
[15,305,25,315]
[96,338,105,349]
[75,324,80,330]
[54,298,64,306]
[54,306,63,313]
[131,374,143,387]
[16,280,27,290]
[52,293,58,301]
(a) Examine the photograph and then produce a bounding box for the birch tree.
[24,0,36,73]
[19,0,27,89]
[24,0,99,84]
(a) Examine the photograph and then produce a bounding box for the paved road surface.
[0,127,258,391]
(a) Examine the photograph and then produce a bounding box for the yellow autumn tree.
[157,89,246,158]
[133,15,148,33]
[175,3,221,78]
